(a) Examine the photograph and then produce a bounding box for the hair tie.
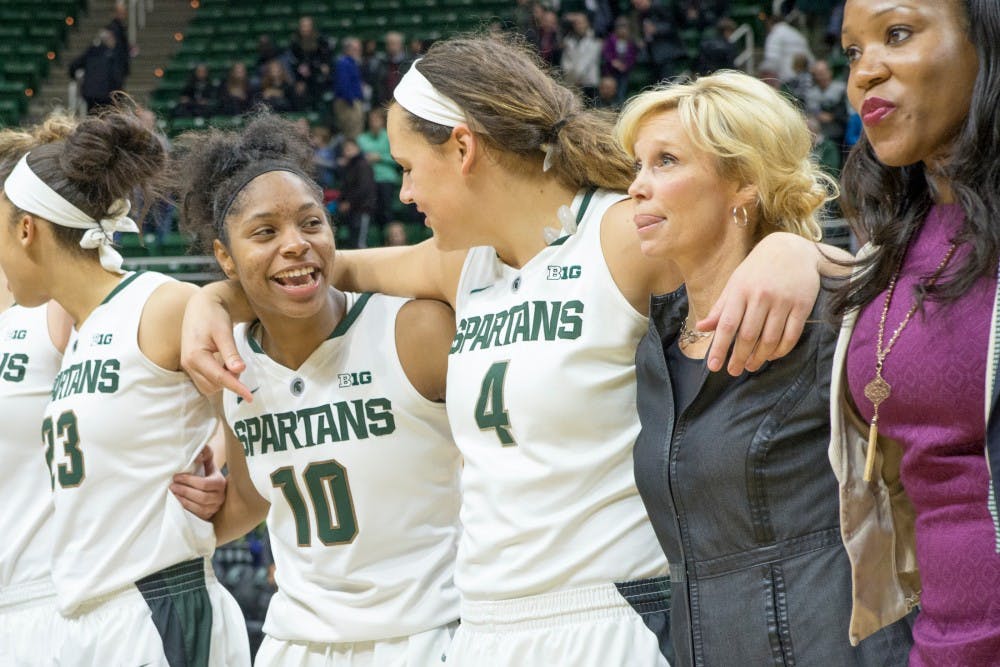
[541,117,573,173]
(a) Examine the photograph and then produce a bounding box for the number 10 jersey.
[224,293,461,644]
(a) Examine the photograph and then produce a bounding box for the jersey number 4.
[271,459,359,547]
[475,361,516,446]
[42,410,85,489]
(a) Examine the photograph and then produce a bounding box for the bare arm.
[698,235,853,375]
[181,239,466,398]
[333,239,467,306]
[394,298,455,402]
[603,197,851,376]
[211,421,270,546]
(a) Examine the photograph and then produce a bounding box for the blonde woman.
[619,71,913,665]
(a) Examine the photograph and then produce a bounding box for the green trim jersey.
[223,293,461,643]
[43,272,218,615]
[448,189,668,600]
[0,304,62,589]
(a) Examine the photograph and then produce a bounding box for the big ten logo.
[338,371,373,387]
[92,333,113,346]
[6,329,26,340]
[546,265,582,280]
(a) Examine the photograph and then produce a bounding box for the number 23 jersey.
[42,272,218,615]
[447,189,668,601]
[224,293,461,643]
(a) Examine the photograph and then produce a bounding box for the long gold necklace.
[862,241,958,481]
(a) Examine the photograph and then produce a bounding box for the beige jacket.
[828,245,921,646]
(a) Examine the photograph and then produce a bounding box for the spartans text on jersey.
[50,359,120,399]
[234,398,396,457]
[450,299,584,354]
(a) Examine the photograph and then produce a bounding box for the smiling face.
[214,171,334,321]
[626,110,747,264]
[841,0,978,168]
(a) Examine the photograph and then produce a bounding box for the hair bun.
[59,110,165,203]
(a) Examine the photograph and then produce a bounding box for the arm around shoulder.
[333,239,468,308]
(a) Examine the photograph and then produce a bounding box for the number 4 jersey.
[42,272,218,615]
[448,189,668,601]
[223,293,461,644]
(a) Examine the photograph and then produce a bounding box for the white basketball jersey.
[224,293,461,643]
[44,272,217,615]
[448,189,668,600]
[0,304,62,589]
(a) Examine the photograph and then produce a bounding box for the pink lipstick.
[860,97,896,127]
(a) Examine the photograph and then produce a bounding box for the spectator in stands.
[309,123,339,190]
[763,12,813,82]
[175,63,217,118]
[594,75,620,109]
[337,137,377,249]
[216,62,254,117]
[694,16,738,74]
[631,0,687,82]
[357,108,399,230]
[602,17,638,106]
[383,220,408,247]
[256,59,295,113]
[785,52,816,106]
[805,58,846,147]
[374,31,413,109]
[676,0,731,29]
[106,2,132,85]
[359,38,382,109]
[408,37,425,58]
[528,7,562,65]
[561,12,603,101]
[333,38,365,139]
[68,29,126,113]
[807,114,840,178]
[514,0,535,35]
[287,16,333,108]
[254,35,285,85]
[795,0,836,52]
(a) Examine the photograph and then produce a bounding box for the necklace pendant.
[864,376,891,407]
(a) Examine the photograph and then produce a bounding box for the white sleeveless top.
[0,304,62,589]
[224,293,461,642]
[44,272,217,614]
[447,189,668,600]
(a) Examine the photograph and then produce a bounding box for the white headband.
[393,60,467,127]
[4,153,138,274]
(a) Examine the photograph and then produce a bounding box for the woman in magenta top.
[831,0,1000,664]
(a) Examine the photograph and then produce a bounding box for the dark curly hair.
[171,111,321,253]
[11,105,166,260]
[832,0,1000,317]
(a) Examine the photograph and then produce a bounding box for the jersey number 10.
[271,459,359,547]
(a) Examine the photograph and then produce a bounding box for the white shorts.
[254,623,457,667]
[0,578,67,667]
[445,578,672,667]
[56,558,251,667]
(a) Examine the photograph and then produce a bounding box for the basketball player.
[171,113,461,666]
[181,36,832,666]
[0,115,75,667]
[0,107,250,665]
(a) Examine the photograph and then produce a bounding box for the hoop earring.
[731,206,750,228]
